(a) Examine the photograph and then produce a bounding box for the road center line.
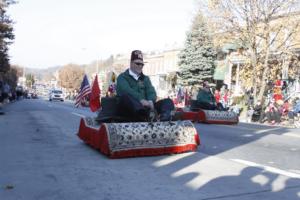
[71,112,85,118]
[230,159,300,179]
[255,127,281,134]
[283,133,300,138]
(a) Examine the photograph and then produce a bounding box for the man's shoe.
[95,111,114,123]
[160,112,171,121]
[149,110,158,122]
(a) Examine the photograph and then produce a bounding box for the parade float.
[178,107,239,125]
[77,116,200,159]
[173,85,239,125]
[76,74,200,159]
[177,99,239,125]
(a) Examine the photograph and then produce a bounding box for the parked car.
[49,90,64,101]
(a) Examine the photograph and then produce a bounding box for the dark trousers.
[265,111,281,123]
[197,102,217,110]
[190,100,224,111]
[252,111,261,122]
[118,94,174,122]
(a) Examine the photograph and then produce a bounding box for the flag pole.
[96,59,99,75]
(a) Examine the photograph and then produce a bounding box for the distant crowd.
[0,81,31,104]
[166,78,300,127]
[245,79,300,127]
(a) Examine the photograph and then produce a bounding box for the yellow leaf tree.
[58,64,85,91]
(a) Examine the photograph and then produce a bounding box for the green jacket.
[197,89,216,104]
[116,69,157,102]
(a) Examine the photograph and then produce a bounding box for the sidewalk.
[239,115,299,128]
[0,101,5,115]
[237,107,297,128]
[0,98,18,115]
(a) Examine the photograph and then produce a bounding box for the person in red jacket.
[214,89,220,104]
[273,86,283,102]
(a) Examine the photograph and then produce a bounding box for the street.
[0,99,300,200]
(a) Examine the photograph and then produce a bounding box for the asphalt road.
[0,99,300,200]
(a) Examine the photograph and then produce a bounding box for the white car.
[49,90,64,101]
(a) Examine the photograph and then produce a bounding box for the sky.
[7,0,199,69]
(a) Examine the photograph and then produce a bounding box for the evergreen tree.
[25,73,35,88]
[0,0,15,73]
[178,13,216,86]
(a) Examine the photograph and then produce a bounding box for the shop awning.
[213,60,229,80]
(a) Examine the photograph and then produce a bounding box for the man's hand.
[147,100,154,110]
[209,102,216,106]
[140,99,154,110]
[140,99,150,107]
[140,99,149,107]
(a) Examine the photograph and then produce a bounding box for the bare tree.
[206,0,300,103]
[58,64,84,91]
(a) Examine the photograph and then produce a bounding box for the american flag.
[75,74,91,107]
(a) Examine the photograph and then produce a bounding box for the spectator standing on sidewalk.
[0,81,4,115]
[0,81,3,103]
[252,101,263,122]
[214,89,221,104]
[287,98,300,126]
[220,85,228,108]
[273,86,283,103]
[229,102,240,116]
[246,105,254,123]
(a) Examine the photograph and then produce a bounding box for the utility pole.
[97,59,99,75]
[23,66,26,88]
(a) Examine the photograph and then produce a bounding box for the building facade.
[111,49,181,98]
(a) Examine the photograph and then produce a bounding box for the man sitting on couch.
[191,81,225,111]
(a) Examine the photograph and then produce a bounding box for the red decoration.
[178,109,239,125]
[89,75,101,112]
